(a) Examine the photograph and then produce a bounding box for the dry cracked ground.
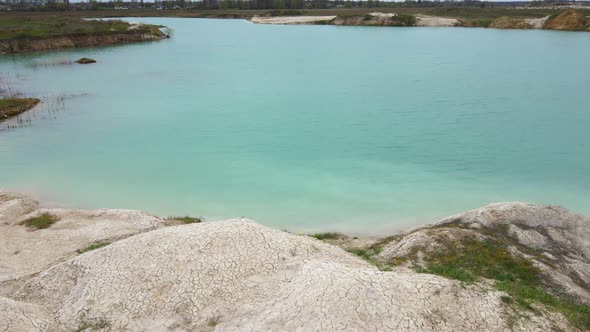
[1,190,589,331]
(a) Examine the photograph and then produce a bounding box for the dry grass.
[0,98,40,120]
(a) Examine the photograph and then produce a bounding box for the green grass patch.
[416,238,540,284]
[310,232,345,240]
[21,213,59,230]
[347,245,390,270]
[170,216,203,224]
[77,241,111,254]
[501,295,513,304]
[415,264,477,283]
[415,236,590,329]
[496,281,590,329]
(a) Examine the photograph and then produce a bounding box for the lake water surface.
[1,18,589,233]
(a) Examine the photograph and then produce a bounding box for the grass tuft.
[501,295,513,304]
[0,98,40,120]
[77,241,111,254]
[170,216,203,224]
[347,245,388,270]
[74,310,109,332]
[207,316,220,327]
[21,213,59,230]
[310,232,345,241]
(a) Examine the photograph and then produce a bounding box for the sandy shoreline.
[249,9,590,31]
[250,15,336,25]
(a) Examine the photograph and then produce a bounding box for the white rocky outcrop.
[250,16,336,25]
[0,192,38,226]
[379,202,590,305]
[0,192,587,331]
[415,15,460,27]
[0,192,168,297]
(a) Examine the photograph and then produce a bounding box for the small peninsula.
[0,15,168,54]
[0,98,40,121]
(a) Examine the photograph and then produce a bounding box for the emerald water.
[1,18,589,233]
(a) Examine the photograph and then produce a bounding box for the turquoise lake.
[1,18,589,234]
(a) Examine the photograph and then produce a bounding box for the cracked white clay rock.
[0,192,586,331]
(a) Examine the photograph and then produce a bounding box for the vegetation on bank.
[2,8,588,36]
[337,221,590,330]
[77,241,112,254]
[3,7,590,22]
[0,14,164,41]
[20,213,60,230]
[413,236,590,330]
[310,232,345,240]
[169,216,203,224]
[347,245,392,270]
[0,98,40,121]
[74,310,110,332]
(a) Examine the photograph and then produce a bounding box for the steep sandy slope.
[544,10,589,31]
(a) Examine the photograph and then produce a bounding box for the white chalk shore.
[250,15,336,25]
[2,190,590,331]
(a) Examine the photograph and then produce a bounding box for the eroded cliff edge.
[0,32,168,55]
[1,191,589,331]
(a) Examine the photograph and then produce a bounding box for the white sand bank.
[415,15,460,27]
[250,15,336,25]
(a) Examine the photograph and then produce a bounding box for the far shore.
[0,7,588,54]
[247,9,589,30]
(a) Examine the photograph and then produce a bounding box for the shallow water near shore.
[1,18,589,234]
